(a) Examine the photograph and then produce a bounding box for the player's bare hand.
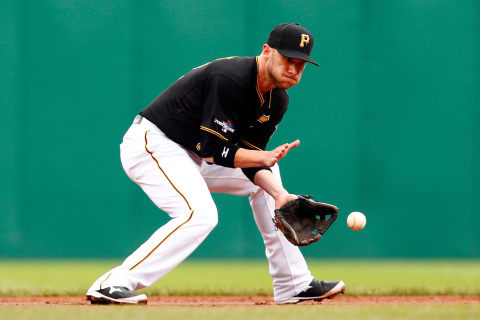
[263,150,282,167]
[281,139,300,159]
[264,139,300,166]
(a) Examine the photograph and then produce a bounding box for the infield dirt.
[0,296,479,307]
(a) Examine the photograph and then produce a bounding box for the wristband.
[241,166,271,183]
[212,142,239,168]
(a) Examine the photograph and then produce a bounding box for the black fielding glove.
[273,195,338,246]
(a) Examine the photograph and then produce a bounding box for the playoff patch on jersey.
[214,118,235,133]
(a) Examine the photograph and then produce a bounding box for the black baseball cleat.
[277,279,346,304]
[86,286,147,305]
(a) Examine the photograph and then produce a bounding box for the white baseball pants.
[87,117,313,302]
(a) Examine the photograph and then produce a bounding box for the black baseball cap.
[267,23,318,66]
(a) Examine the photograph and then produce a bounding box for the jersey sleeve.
[197,75,240,158]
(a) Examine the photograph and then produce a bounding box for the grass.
[1,260,479,320]
[0,259,479,296]
[1,305,480,320]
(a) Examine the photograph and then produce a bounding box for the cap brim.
[277,48,319,66]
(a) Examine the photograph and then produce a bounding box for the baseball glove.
[273,195,338,246]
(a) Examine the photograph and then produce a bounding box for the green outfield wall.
[1,0,479,259]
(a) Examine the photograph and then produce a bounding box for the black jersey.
[141,56,289,160]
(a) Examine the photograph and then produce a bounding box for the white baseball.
[347,211,366,231]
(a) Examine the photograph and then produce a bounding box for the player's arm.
[202,139,299,168]
[234,139,299,167]
[253,169,298,209]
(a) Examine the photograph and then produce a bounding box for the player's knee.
[192,205,218,231]
[206,210,218,230]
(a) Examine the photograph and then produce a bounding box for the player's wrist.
[212,142,239,168]
[274,193,297,209]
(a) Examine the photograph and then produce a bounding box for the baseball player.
[86,23,345,305]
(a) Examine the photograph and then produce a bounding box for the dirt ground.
[1,296,479,307]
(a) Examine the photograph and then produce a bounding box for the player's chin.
[278,79,299,89]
